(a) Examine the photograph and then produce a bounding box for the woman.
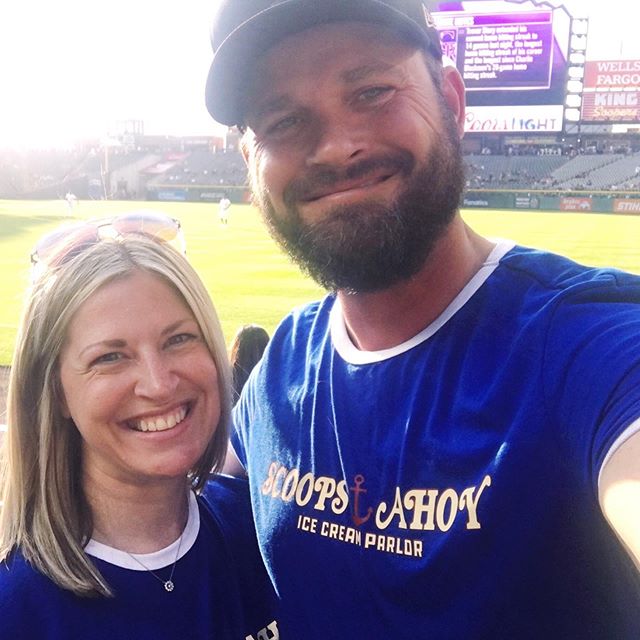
[230,324,270,403]
[0,215,277,639]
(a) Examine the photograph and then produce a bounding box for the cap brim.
[205,0,439,126]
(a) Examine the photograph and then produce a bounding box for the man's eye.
[267,115,301,135]
[357,86,393,103]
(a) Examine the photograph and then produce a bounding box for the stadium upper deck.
[1,142,639,201]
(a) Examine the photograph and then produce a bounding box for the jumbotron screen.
[433,1,572,133]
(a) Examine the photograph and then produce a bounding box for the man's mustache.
[283,152,415,205]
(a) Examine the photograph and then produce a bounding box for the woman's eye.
[91,352,122,366]
[167,333,197,347]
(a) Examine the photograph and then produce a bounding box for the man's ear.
[240,129,253,165]
[440,65,466,138]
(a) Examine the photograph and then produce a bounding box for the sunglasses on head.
[30,212,186,275]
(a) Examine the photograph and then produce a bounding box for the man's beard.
[252,117,466,294]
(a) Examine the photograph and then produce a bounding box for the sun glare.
[0,0,218,150]
[0,0,637,150]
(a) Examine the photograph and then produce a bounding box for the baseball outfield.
[1,198,639,369]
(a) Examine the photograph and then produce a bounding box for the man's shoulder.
[497,245,640,303]
[270,294,335,346]
[199,474,252,527]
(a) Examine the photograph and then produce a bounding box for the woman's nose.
[134,354,179,400]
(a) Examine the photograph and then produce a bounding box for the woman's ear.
[55,376,71,419]
[60,399,71,419]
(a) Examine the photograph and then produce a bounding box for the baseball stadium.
[0,0,639,404]
[1,0,640,637]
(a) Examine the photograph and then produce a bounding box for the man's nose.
[307,117,367,167]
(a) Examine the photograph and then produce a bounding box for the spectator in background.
[229,324,270,404]
[0,220,277,639]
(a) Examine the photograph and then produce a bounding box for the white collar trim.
[84,490,199,570]
[330,239,515,364]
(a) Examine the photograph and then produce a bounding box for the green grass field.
[1,199,639,366]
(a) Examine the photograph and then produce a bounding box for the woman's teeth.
[132,405,188,432]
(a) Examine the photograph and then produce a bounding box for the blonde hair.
[0,235,232,597]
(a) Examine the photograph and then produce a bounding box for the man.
[218,194,231,225]
[205,1,640,637]
[65,191,77,216]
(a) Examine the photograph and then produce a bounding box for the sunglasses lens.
[111,211,178,239]
[31,223,100,267]
[31,211,186,282]
[111,212,185,253]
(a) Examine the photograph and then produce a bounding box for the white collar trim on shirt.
[330,238,515,365]
[598,417,640,487]
[83,490,199,570]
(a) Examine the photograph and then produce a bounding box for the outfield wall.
[146,184,251,204]
[463,191,640,214]
[145,183,640,215]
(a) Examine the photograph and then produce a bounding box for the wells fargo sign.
[584,60,640,90]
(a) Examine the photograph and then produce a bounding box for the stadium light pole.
[564,17,589,148]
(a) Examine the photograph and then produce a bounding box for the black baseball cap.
[205,0,443,126]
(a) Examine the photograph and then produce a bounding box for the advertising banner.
[560,197,593,212]
[464,105,564,132]
[515,195,540,209]
[581,91,640,123]
[613,199,640,214]
[156,190,187,202]
[584,60,640,90]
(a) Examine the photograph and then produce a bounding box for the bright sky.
[0,0,637,150]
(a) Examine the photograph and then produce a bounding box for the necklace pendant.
[164,580,175,592]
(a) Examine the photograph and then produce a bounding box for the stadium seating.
[554,152,640,190]
[2,146,640,200]
[147,149,247,188]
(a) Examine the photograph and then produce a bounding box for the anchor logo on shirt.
[350,474,373,527]
[245,620,279,640]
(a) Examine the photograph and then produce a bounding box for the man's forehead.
[244,22,417,110]
[259,20,416,62]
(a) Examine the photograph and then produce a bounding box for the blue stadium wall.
[464,190,640,214]
[146,184,250,204]
[146,183,640,214]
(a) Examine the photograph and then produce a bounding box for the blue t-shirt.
[233,242,640,639]
[0,475,279,640]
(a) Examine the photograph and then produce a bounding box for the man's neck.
[337,218,494,352]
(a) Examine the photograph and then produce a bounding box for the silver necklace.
[125,531,184,592]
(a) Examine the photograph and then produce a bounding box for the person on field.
[205,0,640,637]
[218,194,232,225]
[65,191,77,216]
[0,217,277,639]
